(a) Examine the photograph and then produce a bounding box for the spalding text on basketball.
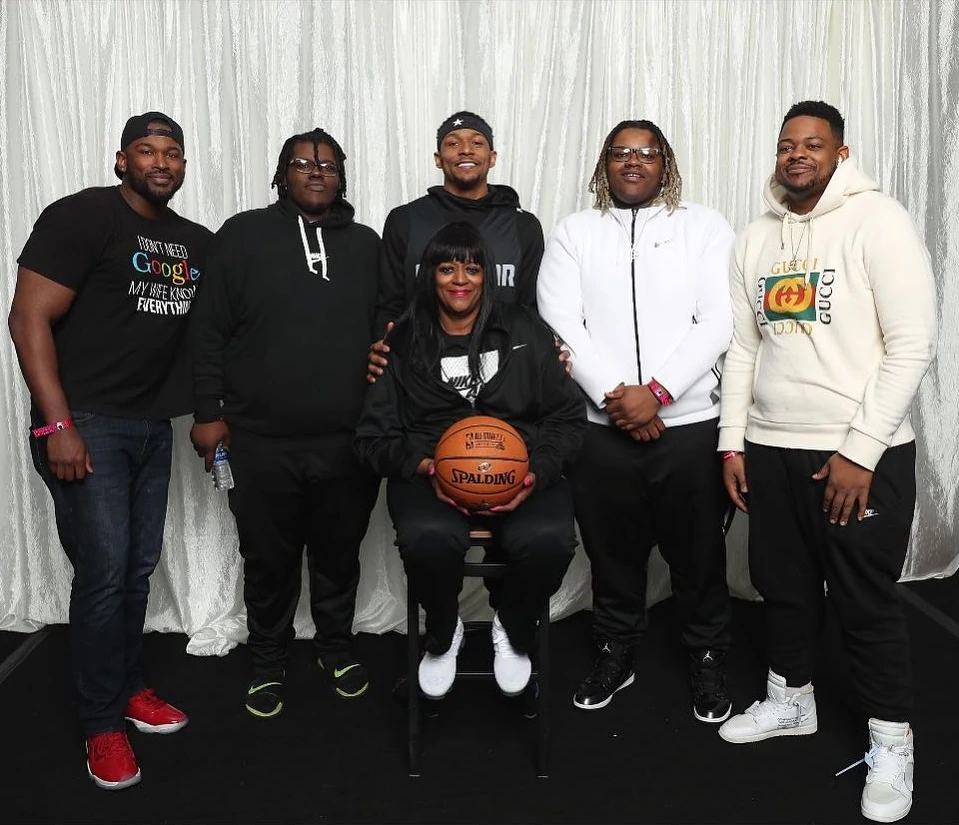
[449,468,517,486]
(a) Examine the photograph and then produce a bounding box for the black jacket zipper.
[629,208,643,381]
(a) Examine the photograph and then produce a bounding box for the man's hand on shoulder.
[367,321,394,384]
[554,337,572,374]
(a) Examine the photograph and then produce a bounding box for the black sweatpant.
[227,432,380,678]
[387,475,577,654]
[569,419,732,651]
[746,440,916,721]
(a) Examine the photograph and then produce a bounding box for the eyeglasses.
[288,157,339,176]
[607,146,664,164]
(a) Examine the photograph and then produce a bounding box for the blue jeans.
[31,411,173,736]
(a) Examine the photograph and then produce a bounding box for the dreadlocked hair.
[271,127,348,199]
[588,119,683,214]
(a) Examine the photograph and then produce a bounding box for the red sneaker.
[125,688,189,734]
[86,731,141,790]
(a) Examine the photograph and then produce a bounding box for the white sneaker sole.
[87,764,142,790]
[719,719,817,743]
[572,672,635,710]
[125,716,189,734]
[694,704,732,724]
[860,799,912,823]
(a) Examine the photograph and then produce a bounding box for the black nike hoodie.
[376,184,544,331]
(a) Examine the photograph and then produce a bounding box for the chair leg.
[407,580,421,777]
[537,602,550,779]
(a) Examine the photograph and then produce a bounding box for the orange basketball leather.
[433,415,530,510]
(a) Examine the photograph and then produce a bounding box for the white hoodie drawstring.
[297,215,329,281]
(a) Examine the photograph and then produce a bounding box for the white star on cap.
[453,118,463,126]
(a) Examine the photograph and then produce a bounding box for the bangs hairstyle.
[588,119,683,214]
[409,221,498,383]
[271,127,348,198]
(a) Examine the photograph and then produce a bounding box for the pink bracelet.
[721,450,742,462]
[648,378,673,406]
[31,418,74,438]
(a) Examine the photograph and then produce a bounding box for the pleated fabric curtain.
[1,0,956,654]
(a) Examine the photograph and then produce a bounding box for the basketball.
[433,415,530,510]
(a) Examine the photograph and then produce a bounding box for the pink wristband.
[31,418,74,438]
[721,450,742,462]
[647,378,673,406]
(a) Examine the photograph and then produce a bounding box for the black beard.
[776,168,833,195]
[125,170,182,207]
[446,169,488,192]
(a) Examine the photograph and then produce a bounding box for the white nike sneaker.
[860,719,914,823]
[417,617,464,699]
[491,613,531,697]
[718,668,817,743]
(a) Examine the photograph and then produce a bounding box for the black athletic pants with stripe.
[227,430,380,679]
[569,418,732,652]
[745,440,916,722]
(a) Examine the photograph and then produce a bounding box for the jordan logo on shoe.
[703,651,714,663]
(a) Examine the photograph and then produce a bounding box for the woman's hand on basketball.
[477,473,537,515]
[423,459,471,514]
[367,322,394,384]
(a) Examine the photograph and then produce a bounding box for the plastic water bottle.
[212,441,235,491]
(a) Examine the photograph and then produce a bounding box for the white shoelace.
[745,693,804,724]
[835,743,910,785]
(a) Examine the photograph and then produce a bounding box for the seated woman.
[356,221,585,699]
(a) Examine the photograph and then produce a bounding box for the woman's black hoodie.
[355,303,585,488]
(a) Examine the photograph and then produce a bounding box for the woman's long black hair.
[408,221,497,383]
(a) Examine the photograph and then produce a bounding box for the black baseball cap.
[114,111,184,179]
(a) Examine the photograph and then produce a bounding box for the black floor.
[1,582,956,825]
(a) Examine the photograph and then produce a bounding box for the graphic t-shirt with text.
[17,186,212,418]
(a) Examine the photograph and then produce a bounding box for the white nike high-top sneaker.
[860,719,914,823]
[718,668,817,743]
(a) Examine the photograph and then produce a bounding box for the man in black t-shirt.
[8,111,211,792]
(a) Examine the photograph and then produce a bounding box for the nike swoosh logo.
[512,343,528,350]
[334,665,359,678]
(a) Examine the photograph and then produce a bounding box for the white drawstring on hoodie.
[297,215,329,280]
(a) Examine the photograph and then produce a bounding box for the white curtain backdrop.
[1,0,956,655]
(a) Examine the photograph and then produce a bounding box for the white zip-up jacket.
[718,157,938,470]
[537,201,735,427]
